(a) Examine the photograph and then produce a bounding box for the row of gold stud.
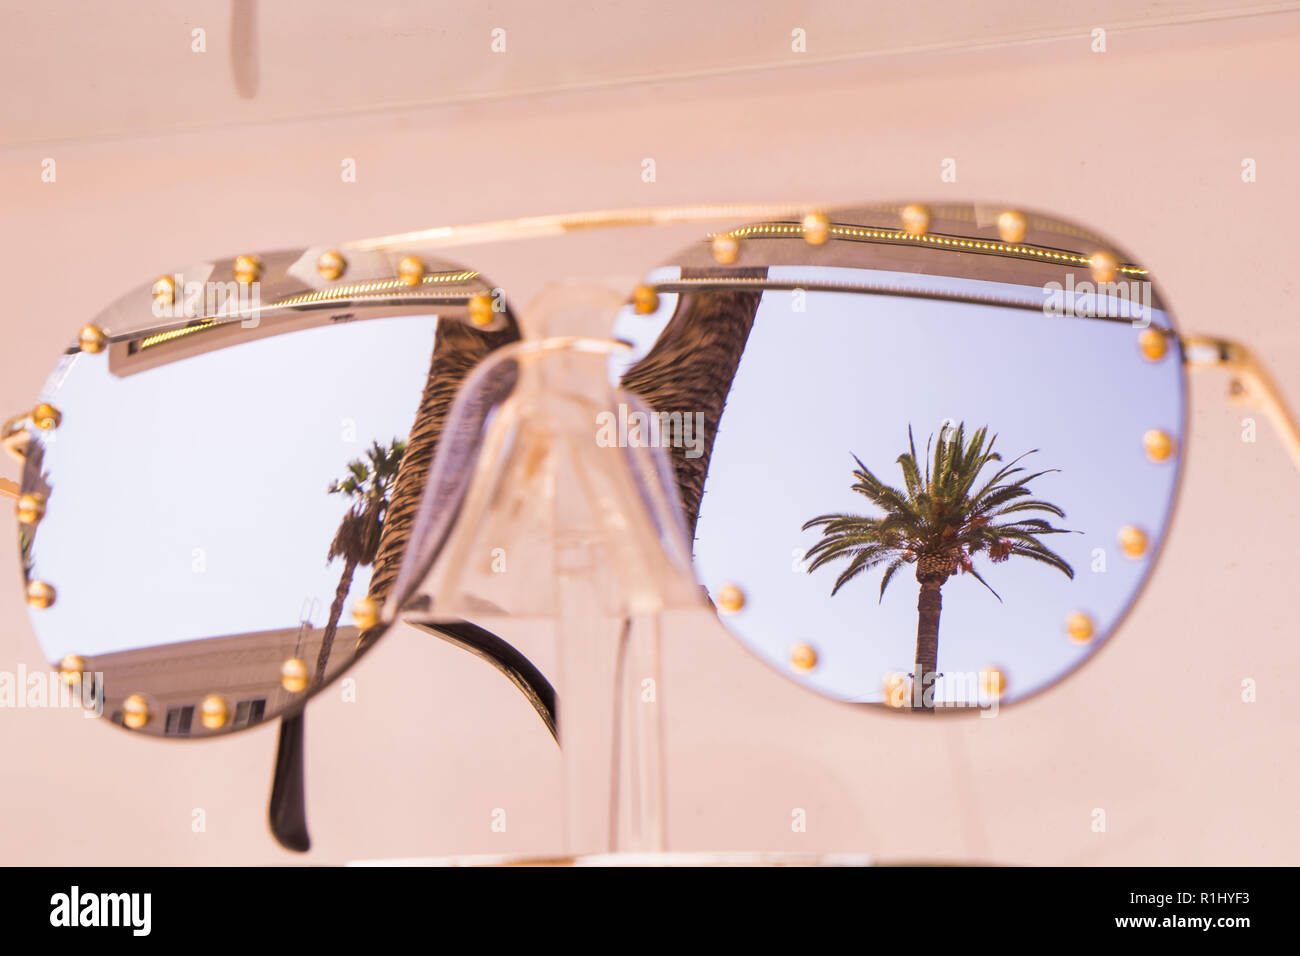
[703,207,1140,284]
[86,258,496,358]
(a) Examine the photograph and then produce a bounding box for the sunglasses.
[5,201,1296,858]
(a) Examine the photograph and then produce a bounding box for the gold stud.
[1138,328,1168,362]
[1118,525,1148,559]
[801,211,830,246]
[711,234,740,265]
[398,255,425,286]
[467,294,494,328]
[632,284,660,315]
[317,250,346,281]
[1066,611,1095,644]
[122,694,150,729]
[233,254,261,284]
[78,324,108,354]
[1088,250,1119,283]
[280,657,310,693]
[900,203,931,236]
[31,403,61,430]
[996,209,1028,244]
[58,654,85,685]
[883,671,911,709]
[353,596,379,630]
[151,275,176,306]
[25,580,56,609]
[980,667,1007,700]
[790,642,818,672]
[16,491,45,525]
[199,694,229,730]
[716,583,745,614]
[1143,429,1176,463]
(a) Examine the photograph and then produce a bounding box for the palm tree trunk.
[913,579,944,712]
[317,556,358,681]
[364,314,520,619]
[620,284,765,538]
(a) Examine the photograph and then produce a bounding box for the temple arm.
[1,412,27,499]
[1183,334,1300,471]
[268,712,311,852]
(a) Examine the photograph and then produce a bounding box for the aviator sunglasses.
[4,201,1297,856]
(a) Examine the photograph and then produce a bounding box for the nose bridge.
[386,292,706,627]
[384,310,712,855]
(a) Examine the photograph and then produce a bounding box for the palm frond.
[327,437,409,564]
[1008,541,1076,579]
[964,563,1003,602]
[992,498,1068,520]
[877,557,906,602]
[830,548,899,596]
[802,421,1076,605]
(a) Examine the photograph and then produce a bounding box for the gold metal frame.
[1182,334,1300,469]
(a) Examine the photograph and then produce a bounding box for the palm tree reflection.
[317,439,405,682]
[803,423,1075,710]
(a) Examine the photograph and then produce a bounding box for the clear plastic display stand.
[385,286,715,861]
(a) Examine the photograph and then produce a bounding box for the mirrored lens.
[617,209,1184,711]
[21,314,448,735]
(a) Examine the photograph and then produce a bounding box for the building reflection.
[78,621,360,736]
